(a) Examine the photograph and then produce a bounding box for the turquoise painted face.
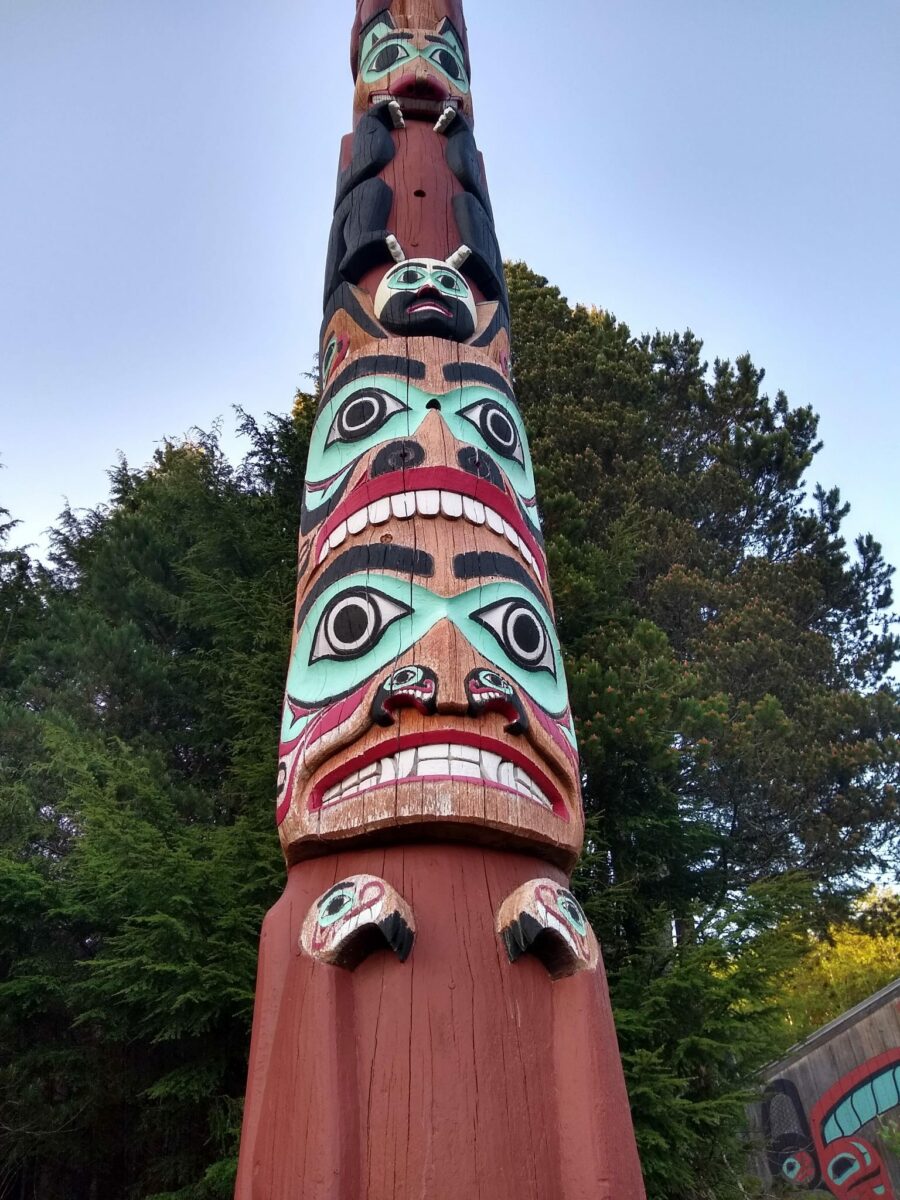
[282,573,568,742]
[359,19,469,94]
[305,373,535,517]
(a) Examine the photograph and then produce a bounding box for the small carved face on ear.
[497,879,599,979]
[374,257,477,340]
[355,11,472,122]
[300,875,415,969]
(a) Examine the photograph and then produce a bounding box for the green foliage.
[0,269,897,1197]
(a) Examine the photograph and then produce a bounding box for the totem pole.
[236,4,647,1196]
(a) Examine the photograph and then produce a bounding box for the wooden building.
[749,977,900,1197]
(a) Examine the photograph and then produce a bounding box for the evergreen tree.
[0,268,897,1197]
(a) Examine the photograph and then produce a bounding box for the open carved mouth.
[371,91,460,122]
[314,466,545,579]
[309,730,568,818]
[408,297,452,317]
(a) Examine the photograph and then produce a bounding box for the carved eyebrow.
[369,30,414,51]
[441,362,517,402]
[452,552,546,606]
[319,356,426,413]
[297,544,434,631]
[320,881,355,904]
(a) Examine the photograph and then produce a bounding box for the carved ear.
[301,875,416,970]
[497,879,599,980]
[386,234,407,263]
[447,244,472,271]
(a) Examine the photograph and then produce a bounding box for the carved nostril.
[457,446,503,488]
[372,440,426,476]
[426,399,442,412]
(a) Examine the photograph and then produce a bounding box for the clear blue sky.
[2,0,898,605]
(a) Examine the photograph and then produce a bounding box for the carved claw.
[497,879,599,980]
[301,875,416,970]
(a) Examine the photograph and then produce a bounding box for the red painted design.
[308,728,569,819]
[315,464,546,579]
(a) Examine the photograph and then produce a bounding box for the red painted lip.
[315,466,546,579]
[388,73,450,103]
[308,730,568,820]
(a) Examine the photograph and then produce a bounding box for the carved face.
[374,259,477,340]
[300,360,544,583]
[821,1139,890,1200]
[355,10,472,122]
[277,534,582,864]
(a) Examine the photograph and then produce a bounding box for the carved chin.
[377,293,476,341]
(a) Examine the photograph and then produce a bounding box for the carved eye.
[427,45,464,83]
[370,42,411,74]
[326,388,408,446]
[478,670,513,695]
[434,270,468,296]
[310,588,412,663]
[828,1147,866,1185]
[317,882,357,928]
[460,400,524,465]
[387,666,425,691]
[473,599,556,676]
[558,890,588,936]
[388,265,427,291]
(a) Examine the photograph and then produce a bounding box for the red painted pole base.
[236,843,646,1199]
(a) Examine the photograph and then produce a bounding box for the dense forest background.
[1,265,898,1199]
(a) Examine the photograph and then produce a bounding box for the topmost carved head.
[350,2,473,122]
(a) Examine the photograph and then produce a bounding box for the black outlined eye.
[326,388,408,446]
[310,588,412,663]
[558,890,588,936]
[370,42,411,74]
[460,400,524,465]
[317,882,356,927]
[431,46,463,80]
[472,599,556,676]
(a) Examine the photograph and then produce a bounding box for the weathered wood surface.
[749,982,900,1197]
[236,845,644,1200]
[236,0,646,1193]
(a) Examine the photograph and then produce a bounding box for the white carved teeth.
[318,492,539,574]
[320,747,552,810]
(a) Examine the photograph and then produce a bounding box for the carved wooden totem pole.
[236,4,647,1196]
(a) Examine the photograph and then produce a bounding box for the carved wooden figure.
[236,3,647,1196]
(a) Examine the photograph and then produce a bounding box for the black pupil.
[374,43,404,72]
[563,899,581,922]
[342,395,382,435]
[393,670,416,687]
[437,274,455,289]
[400,270,420,284]
[832,1157,855,1178]
[435,48,461,80]
[485,407,515,450]
[334,602,371,646]
[325,893,349,917]
[511,612,541,655]
[484,673,502,687]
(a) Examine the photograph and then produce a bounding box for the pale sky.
[2,0,898,623]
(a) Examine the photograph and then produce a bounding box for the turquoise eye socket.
[431,269,468,297]
[310,588,412,664]
[362,37,413,81]
[559,891,588,936]
[473,599,557,678]
[425,43,465,84]
[828,1152,861,1185]
[389,265,427,290]
[317,884,356,927]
